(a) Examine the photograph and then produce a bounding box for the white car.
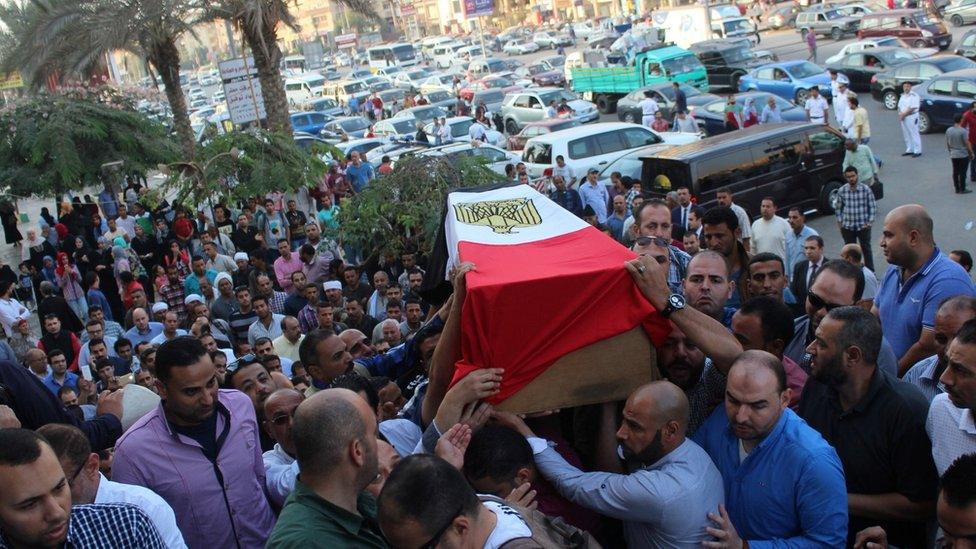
[824,37,938,64]
[394,69,432,91]
[422,116,507,149]
[420,74,458,94]
[503,40,541,56]
[418,142,519,175]
[375,66,404,79]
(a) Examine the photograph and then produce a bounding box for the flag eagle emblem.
[453,198,542,234]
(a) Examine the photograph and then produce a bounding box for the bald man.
[875,205,976,373]
[495,381,724,548]
[267,388,384,547]
[693,350,847,547]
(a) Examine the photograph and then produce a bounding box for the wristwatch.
[661,293,685,318]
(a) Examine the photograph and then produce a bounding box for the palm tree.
[0,0,199,159]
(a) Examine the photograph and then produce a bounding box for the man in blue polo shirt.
[344,150,375,193]
[875,205,976,375]
[692,350,848,547]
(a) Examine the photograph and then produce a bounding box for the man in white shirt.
[552,155,575,185]
[114,204,136,239]
[638,91,660,128]
[716,188,752,250]
[829,70,849,122]
[468,119,487,142]
[248,295,285,346]
[833,82,851,131]
[262,388,303,507]
[804,86,829,125]
[898,81,922,156]
[750,197,791,259]
[927,319,976,476]
[38,423,187,549]
[436,117,452,144]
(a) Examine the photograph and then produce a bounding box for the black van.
[640,123,867,216]
[689,40,764,90]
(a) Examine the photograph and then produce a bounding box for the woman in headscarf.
[741,97,759,128]
[58,201,81,237]
[40,256,59,291]
[0,199,22,246]
[162,239,191,279]
[54,223,76,256]
[54,251,87,322]
[72,236,94,278]
[113,236,148,294]
[23,229,57,272]
[93,237,123,320]
[39,207,56,228]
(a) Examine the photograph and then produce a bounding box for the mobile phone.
[80,364,93,381]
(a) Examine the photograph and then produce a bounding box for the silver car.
[945,0,976,27]
[500,88,598,133]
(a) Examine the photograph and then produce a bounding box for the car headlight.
[921,29,933,36]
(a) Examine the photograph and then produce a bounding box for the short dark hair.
[805,235,825,248]
[299,329,334,368]
[940,452,976,509]
[955,112,964,124]
[748,252,785,274]
[86,319,103,330]
[738,296,795,346]
[47,348,65,361]
[826,306,882,365]
[378,454,481,536]
[951,249,974,272]
[36,424,90,471]
[114,338,132,353]
[632,198,669,226]
[810,259,865,302]
[0,429,47,467]
[702,206,739,231]
[955,318,976,346]
[154,336,209,383]
[251,295,268,307]
[844,165,858,175]
[332,373,379,411]
[462,424,533,487]
[88,338,106,351]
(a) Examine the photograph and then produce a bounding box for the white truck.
[650,5,759,48]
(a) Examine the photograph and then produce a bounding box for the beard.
[620,429,665,470]
[811,351,847,387]
[662,358,706,391]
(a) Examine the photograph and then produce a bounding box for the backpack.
[477,495,600,549]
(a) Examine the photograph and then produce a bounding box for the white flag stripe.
[444,185,591,276]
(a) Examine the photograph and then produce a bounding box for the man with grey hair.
[801,306,937,548]
[903,295,976,401]
[267,388,383,546]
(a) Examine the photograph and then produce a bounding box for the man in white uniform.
[638,91,660,128]
[898,81,922,157]
[833,82,851,132]
[804,86,829,125]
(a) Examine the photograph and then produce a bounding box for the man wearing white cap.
[211,272,239,323]
[151,302,169,323]
[232,252,252,289]
[322,280,346,324]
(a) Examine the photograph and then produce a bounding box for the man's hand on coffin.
[449,367,503,405]
[491,409,535,438]
[625,254,669,311]
[459,401,492,434]
[434,423,472,471]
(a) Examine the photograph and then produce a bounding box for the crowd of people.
[0,122,976,548]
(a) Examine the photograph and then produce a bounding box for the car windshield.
[427,91,451,102]
[476,90,505,103]
[486,77,514,87]
[786,61,825,79]
[656,83,703,101]
[724,46,756,63]
[380,90,404,101]
[390,120,415,133]
[939,57,976,72]
[916,12,939,25]
[315,98,338,109]
[451,119,474,137]
[487,59,508,72]
[340,118,370,131]
[874,37,900,47]
[412,106,448,120]
[824,9,844,19]
[526,64,547,75]
[660,54,706,76]
[724,19,753,32]
[539,90,578,104]
[876,49,915,64]
[343,81,367,93]
[748,93,795,110]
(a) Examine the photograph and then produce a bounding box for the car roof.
[937,68,976,78]
[641,123,826,160]
[863,8,919,14]
[525,122,647,144]
[521,118,581,129]
[689,39,751,51]
[928,55,972,68]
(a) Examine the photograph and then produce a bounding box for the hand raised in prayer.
[704,505,744,549]
[434,423,472,470]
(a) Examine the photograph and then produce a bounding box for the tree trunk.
[239,20,292,134]
[151,37,195,159]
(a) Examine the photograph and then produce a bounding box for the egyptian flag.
[423,183,670,405]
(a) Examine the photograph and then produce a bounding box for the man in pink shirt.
[273,239,304,294]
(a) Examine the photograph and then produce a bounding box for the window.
[568,136,599,159]
[958,80,976,98]
[761,139,804,172]
[474,147,507,162]
[696,150,753,191]
[645,159,692,192]
[843,54,865,68]
[756,68,775,80]
[807,130,843,154]
[593,131,627,155]
[880,16,900,29]
[917,64,940,79]
[514,95,532,108]
[963,33,976,47]
[929,78,954,95]
[621,127,661,148]
[895,64,920,78]
[309,113,326,124]
[523,143,552,164]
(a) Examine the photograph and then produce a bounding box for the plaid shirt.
[297,303,318,334]
[265,290,289,315]
[669,246,691,295]
[835,182,876,230]
[0,503,165,549]
[158,282,187,323]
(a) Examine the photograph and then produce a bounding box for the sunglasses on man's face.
[634,236,670,248]
[807,291,846,312]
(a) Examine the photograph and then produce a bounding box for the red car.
[506,118,582,151]
[459,76,523,101]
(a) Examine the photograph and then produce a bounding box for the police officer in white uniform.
[638,91,660,128]
[898,81,922,157]
[804,86,829,125]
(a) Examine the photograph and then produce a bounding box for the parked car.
[796,8,860,40]
[373,118,419,138]
[321,116,371,139]
[459,75,523,101]
[824,47,917,91]
[738,60,833,103]
[290,111,333,135]
[363,76,393,92]
[533,31,573,48]
[501,88,599,133]
[541,55,567,71]
[640,123,859,215]
[517,63,567,87]
[857,9,952,49]
[418,141,520,175]
[691,92,808,135]
[379,88,406,110]
[690,39,765,90]
[507,118,583,151]
[308,97,344,117]
[468,57,511,77]
[956,28,976,58]
[870,55,976,108]
[503,40,541,55]
[915,68,976,132]
[520,122,700,178]
[471,89,507,116]
[944,0,976,27]
[766,4,801,29]
[391,104,450,126]
[394,69,432,91]
[422,116,507,148]
[616,83,720,124]
[825,37,939,64]
[335,138,389,158]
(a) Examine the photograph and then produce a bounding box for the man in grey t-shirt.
[947,112,974,194]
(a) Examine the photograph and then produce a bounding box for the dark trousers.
[952,157,970,192]
[841,226,874,272]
